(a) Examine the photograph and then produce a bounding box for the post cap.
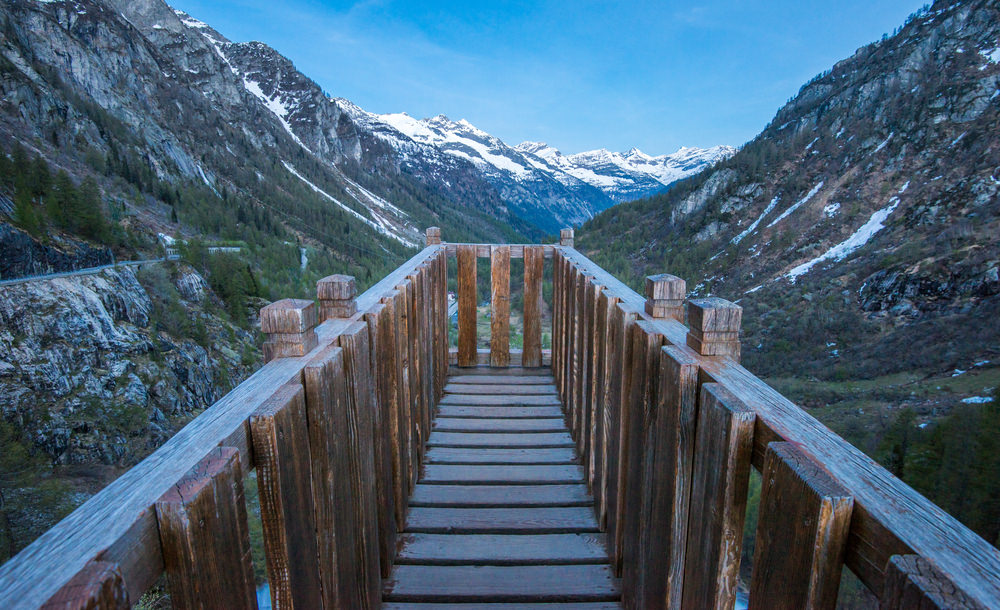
[560,228,575,246]
[260,298,317,334]
[317,274,356,301]
[645,274,686,301]
[687,297,742,332]
[426,226,442,245]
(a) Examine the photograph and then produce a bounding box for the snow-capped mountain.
[353,112,734,229]
[517,142,737,202]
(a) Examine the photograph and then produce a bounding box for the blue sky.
[170,0,925,155]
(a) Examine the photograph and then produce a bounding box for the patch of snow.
[786,197,899,280]
[300,247,308,271]
[281,161,414,246]
[961,396,995,404]
[805,137,820,151]
[243,78,311,153]
[745,284,764,294]
[918,422,930,429]
[871,132,894,155]
[823,202,841,217]
[975,360,991,367]
[952,369,967,377]
[950,132,967,147]
[768,182,824,227]
[835,127,846,138]
[898,180,910,194]
[980,46,1000,65]
[733,196,780,244]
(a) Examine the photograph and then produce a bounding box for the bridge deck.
[383,366,622,607]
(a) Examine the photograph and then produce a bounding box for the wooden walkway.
[383,366,622,607]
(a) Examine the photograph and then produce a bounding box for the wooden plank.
[421,263,436,437]
[41,560,129,609]
[437,405,565,419]
[569,270,584,440]
[449,366,553,377]
[748,442,854,610]
[406,272,427,472]
[681,383,755,610]
[580,278,602,492]
[410,484,592,507]
[153,447,256,610]
[443,243,556,258]
[448,375,555,385]
[457,244,478,367]
[249,384,322,610]
[395,533,610,565]
[490,245,511,367]
[523,245,544,367]
[574,273,592,452]
[449,349,550,367]
[605,302,638,568]
[425,447,579,464]
[387,289,413,510]
[383,564,620,602]
[633,345,700,609]
[439,394,561,406]
[382,602,621,610]
[881,555,986,610]
[592,290,619,525]
[428,431,575,448]
[433,418,568,433]
[421,464,585,485]
[445,384,558,395]
[400,279,422,491]
[0,249,442,608]
[552,252,563,395]
[303,345,351,609]
[618,321,664,586]
[404,507,601,534]
[339,321,386,601]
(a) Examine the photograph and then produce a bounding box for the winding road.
[0,257,174,288]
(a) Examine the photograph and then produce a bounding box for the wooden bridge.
[1,228,999,608]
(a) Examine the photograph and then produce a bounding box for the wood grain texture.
[385,289,413,511]
[491,246,511,367]
[370,299,407,533]
[405,507,600,534]
[154,447,257,610]
[339,321,384,607]
[384,603,619,609]
[448,375,555,385]
[605,302,639,568]
[249,384,322,610]
[592,290,619,527]
[436,406,565,419]
[421,464,585,485]
[681,383,755,610]
[427,431,575,448]
[439,394,561,406]
[443,243,555,259]
[303,345,349,609]
[618,321,663,588]
[457,245,478,367]
[881,555,986,610]
[445,383,559,395]
[409,484,592,508]
[748,442,853,610]
[41,561,129,610]
[632,345,700,610]
[395,533,609,565]
[425,447,578,464]
[522,246,544,367]
[448,366,553,377]
[383,564,619,602]
[433,418,567,433]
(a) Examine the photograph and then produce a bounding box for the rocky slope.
[0,247,259,561]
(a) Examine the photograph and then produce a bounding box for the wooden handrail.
[553,244,1000,609]
[0,245,445,608]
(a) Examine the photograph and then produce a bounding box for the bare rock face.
[0,265,257,465]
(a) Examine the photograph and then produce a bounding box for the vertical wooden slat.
[605,302,639,571]
[593,289,619,526]
[553,252,563,392]
[490,245,511,367]
[400,278,421,488]
[581,278,601,476]
[386,289,412,506]
[682,383,756,610]
[375,296,407,529]
[250,384,322,610]
[364,304,398,578]
[586,284,606,493]
[573,273,591,449]
[748,442,854,610]
[154,447,257,610]
[436,250,449,397]
[457,244,478,367]
[619,320,665,587]
[338,322,383,609]
[881,555,984,610]
[42,561,129,609]
[633,345,700,609]
[302,346,347,608]
[567,267,582,432]
[522,245,544,368]
[419,265,434,435]
[407,272,426,463]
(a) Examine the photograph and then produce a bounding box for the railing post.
[522,245,544,368]
[425,226,441,245]
[682,383,755,610]
[748,442,854,610]
[154,447,257,610]
[686,297,742,361]
[260,298,318,362]
[560,227,575,247]
[645,273,686,320]
[249,384,323,609]
[456,244,477,367]
[317,274,358,321]
[490,245,511,367]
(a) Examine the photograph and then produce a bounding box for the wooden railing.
[552,240,1000,609]
[1,227,998,609]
